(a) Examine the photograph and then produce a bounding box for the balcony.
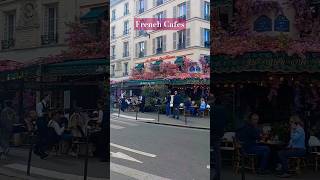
[204,41,210,48]
[156,0,164,6]
[1,39,15,50]
[41,34,58,45]
[139,52,145,58]
[156,48,163,54]
[139,8,144,14]
[177,42,186,50]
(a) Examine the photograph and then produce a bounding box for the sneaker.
[278,173,291,178]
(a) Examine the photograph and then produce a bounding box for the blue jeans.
[245,145,270,170]
[172,106,179,119]
[278,148,306,173]
[166,103,171,116]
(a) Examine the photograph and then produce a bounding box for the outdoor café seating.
[233,138,257,174]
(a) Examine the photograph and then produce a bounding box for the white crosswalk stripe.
[110,124,125,129]
[111,119,138,126]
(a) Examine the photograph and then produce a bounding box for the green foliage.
[141,85,169,112]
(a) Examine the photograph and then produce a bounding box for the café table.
[258,140,287,170]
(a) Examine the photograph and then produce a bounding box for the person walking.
[34,94,50,159]
[165,91,171,116]
[0,100,17,158]
[172,91,181,120]
[211,96,226,180]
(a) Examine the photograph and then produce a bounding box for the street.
[110,114,210,180]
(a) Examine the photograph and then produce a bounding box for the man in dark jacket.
[172,91,181,119]
[165,92,171,116]
[211,95,226,180]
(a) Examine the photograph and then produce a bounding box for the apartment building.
[110,0,134,82]
[0,0,78,63]
[110,0,210,82]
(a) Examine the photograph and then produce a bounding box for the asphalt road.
[110,115,210,180]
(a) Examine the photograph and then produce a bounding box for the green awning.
[80,7,106,21]
[212,52,320,73]
[135,63,144,70]
[152,60,162,66]
[44,58,107,76]
[175,56,184,66]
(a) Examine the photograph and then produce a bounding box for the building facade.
[110,0,210,82]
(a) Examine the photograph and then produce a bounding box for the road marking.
[111,119,137,126]
[111,113,155,121]
[4,163,105,180]
[207,165,210,169]
[111,152,142,163]
[111,162,171,180]
[110,143,157,158]
[111,124,125,129]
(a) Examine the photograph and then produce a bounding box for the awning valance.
[135,63,144,70]
[175,56,184,66]
[212,52,320,73]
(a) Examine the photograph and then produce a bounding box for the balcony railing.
[156,48,163,54]
[204,41,210,48]
[139,52,145,58]
[1,39,15,49]
[123,52,129,57]
[177,42,186,50]
[41,34,58,45]
[156,0,164,6]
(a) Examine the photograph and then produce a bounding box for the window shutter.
[144,40,147,55]
[201,0,204,19]
[145,0,148,11]
[135,43,138,57]
[186,29,191,47]
[200,28,204,47]
[163,35,166,52]
[173,32,177,50]
[173,6,176,18]
[163,10,167,18]
[136,0,139,14]
[43,7,49,35]
[152,38,155,54]
[186,0,191,19]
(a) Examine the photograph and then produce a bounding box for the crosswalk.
[110,115,140,130]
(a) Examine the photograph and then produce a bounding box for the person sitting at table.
[24,110,37,132]
[47,111,73,147]
[277,116,306,178]
[236,113,270,174]
[184,97,195,116]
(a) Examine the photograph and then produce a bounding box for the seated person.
[184,97,195,115]
[277,116,306,178]
[47,111,73,146]
[24,110,37,132]
[236,113,270,174]
[199,98,207,112]
[69,108,86,138]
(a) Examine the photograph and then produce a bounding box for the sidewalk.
[111,109,210,130]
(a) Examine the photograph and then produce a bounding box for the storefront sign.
[145,55,175,63]
[274,15,290,32]
[254,15,272,32]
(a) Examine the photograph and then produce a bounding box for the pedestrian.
[277,116,306,178]
[34,94,50,159]
[0,100,17,158]
[211,95,226,180]
[172,91,181,120]
[165,91,171,116]
[139,95,145,113]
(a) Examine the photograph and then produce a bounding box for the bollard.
[83,132,89,180]
[241,150,245,180]
[136,107,138,120]
[158,106,160,123]
[118,104,121,118]
[27,133,34,176]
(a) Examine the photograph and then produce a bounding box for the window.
[203,28,210,48]
[112,9,116,21]
[2,11,16,49]
[124,3,129,16]
[138,0,144,14]
[111,45,116,59]
[123,20,129,35]
[124,63,128,76]
[111,65,115,77]
[203,1,210,20]
[156,0,164,6]
[123,42,129,57]
[177,30,186,49]
[155,11,164,20]
[42,4,58,45]
[137,30,145,37]
[138,41,145,57]
[156,36,163,54]
[111,26,116,39]
[177,2,186,19]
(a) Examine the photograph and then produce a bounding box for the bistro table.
[258,140,287,170]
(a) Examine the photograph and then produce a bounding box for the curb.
[140,121,210,130]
